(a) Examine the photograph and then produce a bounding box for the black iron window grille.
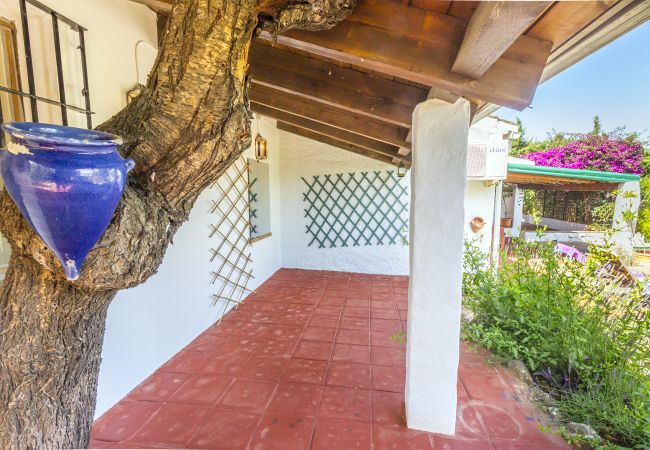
[0,0,93,146]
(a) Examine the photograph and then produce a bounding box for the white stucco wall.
[0,0,157,126]
[464,181,499,255]
[96,115,283,417]
[278,130,410,275]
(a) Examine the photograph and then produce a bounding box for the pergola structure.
[505,163,641,251]
[128,0,650,435]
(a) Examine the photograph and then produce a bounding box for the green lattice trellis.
[249,176,259,235]
[301,170,408,248]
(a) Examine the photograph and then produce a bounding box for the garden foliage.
[462,239,650,448]
[511,116,650,238]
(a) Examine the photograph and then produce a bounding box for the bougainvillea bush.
[522,134,644,175]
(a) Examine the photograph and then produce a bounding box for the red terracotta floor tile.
[238,356,287,381]
[293,340,333,361]
[312,419,371,450]
[429,435,494,449]
[91,400,161,442]
[319,386,372,422]
[129,403,211,447]
[371,346,405,367]
[371,319,403,333]
[313,305,343,316]
[308,314,340,328]
[248,415,315,450]
[371,309,400,321]
[460,368,517,402]
[282,358,328,385]
[346,298,370,308]
[371,331,404,348]
[188,409,261,450]
[169,374,232,406]
[332,343,371,364]
[372,423,433,450]
[267,382,323,416]
[474,401,564,445]
[128,372,190,402]
[343,307,370,318]
[319,297,346,306]
[326,362,371,389]
[336,328,370,345]
[220,378,277,412]
[371,300,395,310]
[372,366,405,393]
[92,270,569,450]
[254,339,298,358]
[340,317,370,330]
[455,401,489,439]
[277,313,311,326]
[302,326,337,343]
[268,324,304,341]
[372,390,406,426]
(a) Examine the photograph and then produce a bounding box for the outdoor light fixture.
[255,133,268,160]
[397,161,407,177]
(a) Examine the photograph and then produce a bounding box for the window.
[248,159,272,243]
[0,16,21,280]
[0,16,24,124]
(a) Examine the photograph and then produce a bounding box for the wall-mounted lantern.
[397,160,407,178]
[255,133,268,160]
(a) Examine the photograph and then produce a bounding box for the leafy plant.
[462,239,650,448]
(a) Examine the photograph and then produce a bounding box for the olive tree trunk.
[0,0,354,448]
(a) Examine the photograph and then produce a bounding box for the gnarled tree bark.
[0,0,355,448]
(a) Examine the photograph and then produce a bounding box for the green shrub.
[462,239,650,448]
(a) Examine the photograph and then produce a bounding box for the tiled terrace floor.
[90,269,568,449]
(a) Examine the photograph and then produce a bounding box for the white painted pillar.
[490,181,504,263]
[612,181,641,248]
[505,185,524,237]
[406,98,470,434]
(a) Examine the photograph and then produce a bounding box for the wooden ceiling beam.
[250,84,410,148]
[250,43,426,128]
[251,103,406,160]
[263,0,553,110]
[452,1,552,79]
[277,122,404,167]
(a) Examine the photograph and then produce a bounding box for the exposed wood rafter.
[263,0,553,110]
[250,84,410,148]
[452,1,552,79]
[251,103,406,160]
[250,43,427,128]
[277,122,404,166]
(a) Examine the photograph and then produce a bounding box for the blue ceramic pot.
[0,122,133,280]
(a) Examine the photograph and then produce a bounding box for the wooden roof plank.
[250,83,410,148]
[266,1,553,110]
[277,122,402,166]
[452,1,552,79]
[250,43,426,127]
[251,102,405,159]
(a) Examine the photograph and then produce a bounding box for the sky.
[496,21,650,141]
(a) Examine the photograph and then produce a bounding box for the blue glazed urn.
[0,122,134,280]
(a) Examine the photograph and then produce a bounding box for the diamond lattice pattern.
[301,170,409,248]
